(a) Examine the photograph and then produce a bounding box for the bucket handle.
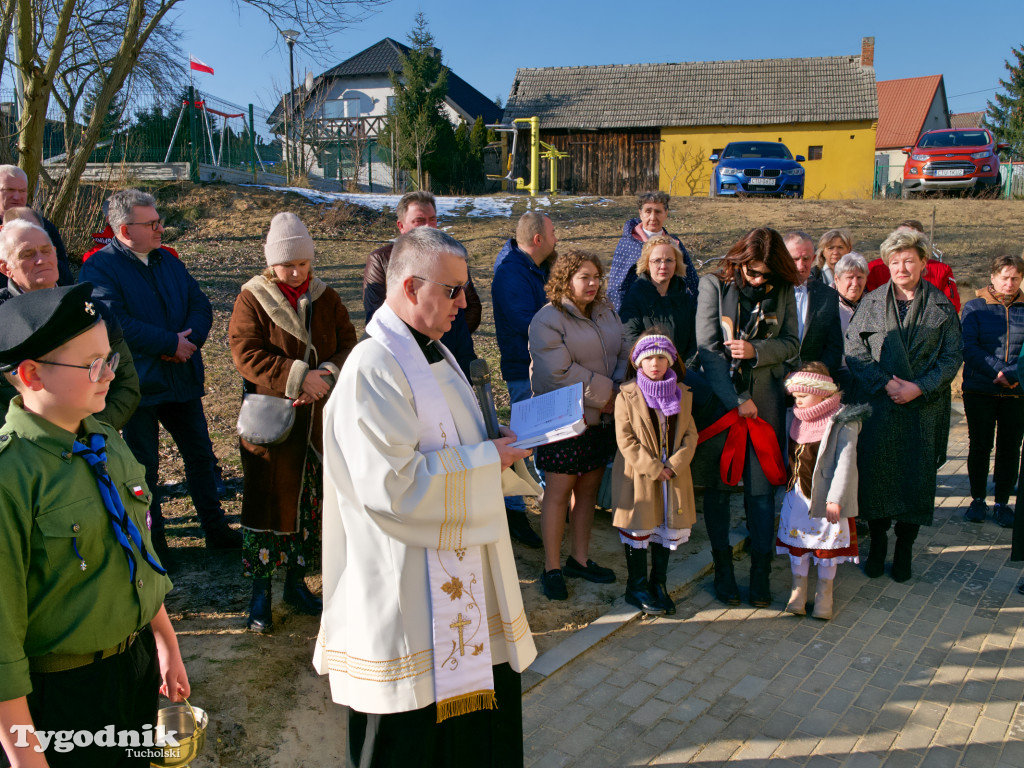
[181,697,201,739]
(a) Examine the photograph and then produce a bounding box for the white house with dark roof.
[270,38,500,190]
[502,38,879,198]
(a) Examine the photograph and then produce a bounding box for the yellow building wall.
[660,121,878,200]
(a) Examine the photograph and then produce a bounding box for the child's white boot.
[785,574,808,615]
[812,578,834,620]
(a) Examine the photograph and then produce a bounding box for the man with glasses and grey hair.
[79,188,241,559]
[0,164,74,286]
[316,226,540,766]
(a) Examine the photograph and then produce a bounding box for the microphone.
[469,358,502,439]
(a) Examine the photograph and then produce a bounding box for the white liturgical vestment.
[313,315,540,715]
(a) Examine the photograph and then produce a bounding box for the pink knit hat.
[785,370,837,398]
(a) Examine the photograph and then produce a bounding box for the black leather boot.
[891,522,919,583]
[711,548,741,605]
[649,543,675,615]
[284,567,323,614]
[749,552,773,608]
[246,577,273,633]
[624,545,665,615]
[865,520,890,578]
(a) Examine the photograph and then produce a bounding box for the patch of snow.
[241,185,515,219]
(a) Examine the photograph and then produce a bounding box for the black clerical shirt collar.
[403,320,444,364]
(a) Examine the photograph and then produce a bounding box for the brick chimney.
[861,37,875,68]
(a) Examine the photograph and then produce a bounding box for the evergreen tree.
[469,115,489,158]
[379,13,450,189]
[985,44,1024,160]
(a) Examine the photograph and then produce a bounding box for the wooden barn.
[502,39,879,199]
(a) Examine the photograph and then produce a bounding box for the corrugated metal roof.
[876,75,944,149]
[503,55,878,129]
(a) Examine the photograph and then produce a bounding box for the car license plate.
[933,169,964,177]
[748,178,776,186]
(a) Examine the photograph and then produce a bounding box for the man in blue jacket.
[491,211,557,547]
[79,189,241,556]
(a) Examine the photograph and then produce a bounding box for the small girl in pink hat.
[776,362,869,619]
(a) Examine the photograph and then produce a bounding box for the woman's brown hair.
[715,227,801,287]
[544,249,606,314]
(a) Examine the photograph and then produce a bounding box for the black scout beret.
[0,283,103,371]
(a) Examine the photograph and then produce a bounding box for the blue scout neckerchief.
[72,433,167,580]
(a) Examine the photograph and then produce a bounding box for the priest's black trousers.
[347,663,523,768]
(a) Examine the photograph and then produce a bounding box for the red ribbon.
[697,408,787,487]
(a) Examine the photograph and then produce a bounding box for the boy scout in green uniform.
[0,284,189,768]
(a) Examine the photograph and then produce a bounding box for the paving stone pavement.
[522,413,1024,767]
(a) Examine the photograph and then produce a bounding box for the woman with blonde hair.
[608,191,698,311]
[620,235,696,357]
[529,249,629,600]
[229,212,357,632]
[814,228,853,286]
[845,227,961,582]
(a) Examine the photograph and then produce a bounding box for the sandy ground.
[140,185,1022,765]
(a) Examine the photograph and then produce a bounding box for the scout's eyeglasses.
[414,276,468,300]
[126,218,165,231]
[35,353,120,383]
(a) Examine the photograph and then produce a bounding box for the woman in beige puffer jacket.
[528,249,629,601]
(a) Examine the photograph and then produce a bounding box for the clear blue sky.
[177,0,1022,118]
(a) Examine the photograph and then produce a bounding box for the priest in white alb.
[314,226,541,766]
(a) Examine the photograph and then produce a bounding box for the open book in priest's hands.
[508,382,586,450]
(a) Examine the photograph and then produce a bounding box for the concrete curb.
[521,527,749,692]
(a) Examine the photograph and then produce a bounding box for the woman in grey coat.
[845,227,962,582]
[695,227,802,607]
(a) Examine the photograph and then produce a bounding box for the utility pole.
[281,29,300,182]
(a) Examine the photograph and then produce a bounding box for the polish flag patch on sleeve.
[132,485,145,497]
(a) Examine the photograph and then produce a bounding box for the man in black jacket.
[362,190,479,377]
[784,231,843,376]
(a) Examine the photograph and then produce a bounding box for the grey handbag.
[236,292,313,446]
[237,393,296,445]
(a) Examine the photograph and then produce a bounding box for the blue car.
[710,141,806,198]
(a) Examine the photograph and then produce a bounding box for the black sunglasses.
[414,276,468,300]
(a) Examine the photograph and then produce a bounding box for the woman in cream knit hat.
[229,212,357,632]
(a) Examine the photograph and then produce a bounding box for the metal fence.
[873,162,1024,199]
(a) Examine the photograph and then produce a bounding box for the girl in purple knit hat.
[611,330,698,616]
[777,362,869,620]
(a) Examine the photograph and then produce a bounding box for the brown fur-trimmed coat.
[229,275,357,533]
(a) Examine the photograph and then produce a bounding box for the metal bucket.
[150,698,208,767]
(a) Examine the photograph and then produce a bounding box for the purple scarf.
[636,369,682,416]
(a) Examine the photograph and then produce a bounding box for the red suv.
[902,128,1008,197]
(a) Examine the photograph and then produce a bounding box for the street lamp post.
[281,28,300,183]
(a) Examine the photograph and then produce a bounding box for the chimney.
[861,37,875,68]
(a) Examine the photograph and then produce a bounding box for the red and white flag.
[189,55,214,75]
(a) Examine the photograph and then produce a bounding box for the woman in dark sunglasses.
[693,227,802,608]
